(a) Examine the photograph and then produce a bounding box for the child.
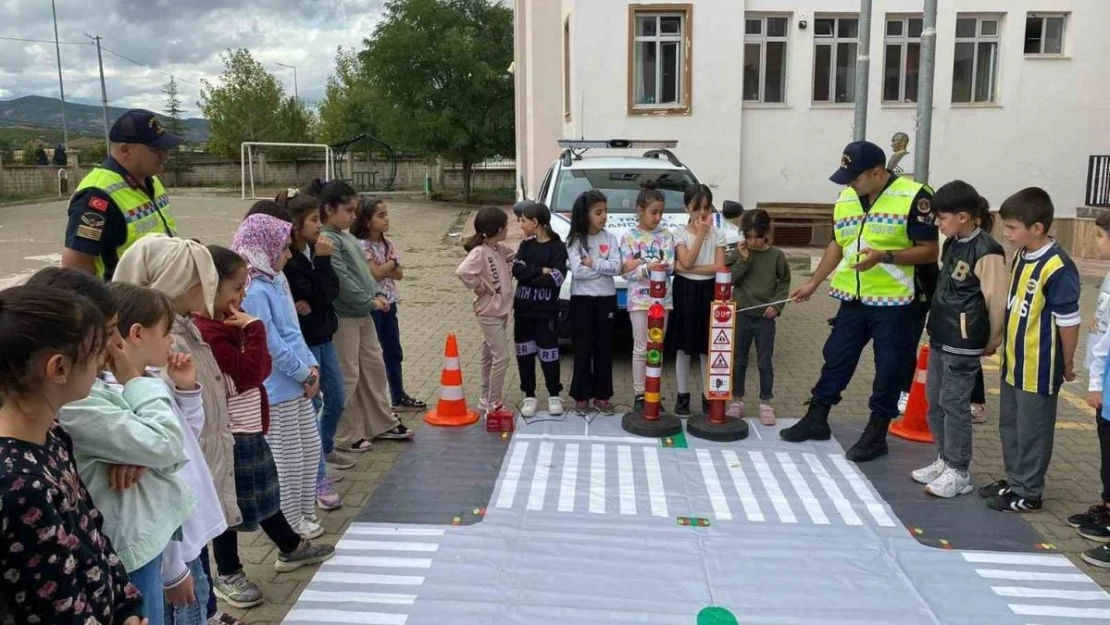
[512,202,569,417]
[727,209,791,426]
[353,198,427,412]
[57,279,196,625]
[670,184,726,416]
[908,181,1007,498]
[279,190,350,512]
[456,206,515,414]
[231,214,323,538]
[981,187,1081,512]
[620,182,676,415]
[316,181,414,450]
[0,283,146,625]
[566,190,621,415]
[1072,210,1110,567]
[116,236,332,611]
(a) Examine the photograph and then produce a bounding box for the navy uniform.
[64,109,182,281]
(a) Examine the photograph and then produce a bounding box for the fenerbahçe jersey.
[1002,242,1081,395]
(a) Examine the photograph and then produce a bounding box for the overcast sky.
[0,0,387,118]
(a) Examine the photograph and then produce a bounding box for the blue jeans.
[372,304,406,405]
[198,545,216,618]
[310,341,345,481]
[163,556,209,625]
[130,553,165,625]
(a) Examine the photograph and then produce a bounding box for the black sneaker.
[978,479,1010,499]
[1079,522,1110,542]
[1082,544,1110,569]
[376,423,415,440]
[780,400,831,443]
[986,490,1042,513]
[1069,504,1110,529]
[632,394,645,415]
[674,393,691,416]
[392,395,427,412]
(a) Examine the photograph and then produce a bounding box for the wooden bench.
[756,202,834,247]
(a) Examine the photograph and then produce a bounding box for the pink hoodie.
[456,242,515,318]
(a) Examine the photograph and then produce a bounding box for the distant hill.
[0,95,209,143]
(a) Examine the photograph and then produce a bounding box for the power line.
[99,45,204,88]
[0,34,88,45]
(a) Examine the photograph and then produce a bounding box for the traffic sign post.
[688,269,749,442]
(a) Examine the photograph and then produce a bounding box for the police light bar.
[557,139,678,149]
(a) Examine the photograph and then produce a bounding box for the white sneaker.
[925,466,974,499]
[294,519,325,540]
[897,392,909,414]
[911,457,946,485]
[478,398,489,414]
[521,397,538,417]
[548,396,565,416]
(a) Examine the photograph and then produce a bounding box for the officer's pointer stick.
[736,298,797,313]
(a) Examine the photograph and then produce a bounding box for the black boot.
[701,396,710,414]
[780,400,831,443]
[674,393,691,416]
[846,415,890,463]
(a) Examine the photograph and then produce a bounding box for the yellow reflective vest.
[74,168,176,279]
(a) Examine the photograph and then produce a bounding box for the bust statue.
[888,132,910,173]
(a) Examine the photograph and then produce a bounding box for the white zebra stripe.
[802,453,862,526]
[329,556,432,569]
[775,452,829,525]
[313,572,425,585]
[975,569,1094,583]
[697,448,732,521]
[618,445,637,514]
[828,455,896,527]
[336,540,440,552]
[991,586,1110,601]
[589,444,606,513]
[284,609,408,624]
[961,553,1074,567]
[558,443,579,512]
[749,451,796,523]
[527,442,553,511]
[1009,604,1110,619]
[494,442,529,508]
[298,590,418,605]
[642,446,668,517]
[721,450,764,522]
[344,526,445,537]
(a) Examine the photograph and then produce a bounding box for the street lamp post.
[276,62,298,101]
[50,0,69,149]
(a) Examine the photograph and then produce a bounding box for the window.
[743,15,789,103]
[628,5,692,114]
[883,17,922,103]
[563,17,571,120]
[952,15,1000,104]
[813,16,859,103]
[1025,13,1066,55]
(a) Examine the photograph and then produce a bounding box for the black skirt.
[665,274,715,355]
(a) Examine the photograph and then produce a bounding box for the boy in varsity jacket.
[983,187,1081,513]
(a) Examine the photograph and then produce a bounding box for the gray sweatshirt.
[567,230,622,297]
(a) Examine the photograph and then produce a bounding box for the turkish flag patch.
[89,197,109,212]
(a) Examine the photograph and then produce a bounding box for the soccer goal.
[240,142,336,200]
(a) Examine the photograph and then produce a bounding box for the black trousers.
[1099,408,1110,503]
[569,295,616,401]
[733,314,776,401]
[900,301,930,394]
[212,512,301,576]
[971,369,986,404]
[515,314,563,397]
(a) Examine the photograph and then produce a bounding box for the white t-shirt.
[673,225,726,281]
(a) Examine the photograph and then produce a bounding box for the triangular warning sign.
[711,353,729,370]
[713,329,731,345]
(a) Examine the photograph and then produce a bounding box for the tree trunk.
[462,158,473,204]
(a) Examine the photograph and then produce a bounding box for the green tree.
[162,76,187,137]
[198,49,286,159]
[317,47,378,144]
[82,141,108,164]
[360,0,514,202]
[21,140,37,165]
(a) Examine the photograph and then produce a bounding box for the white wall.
[519,0,1110,216]
[514,0,564,200]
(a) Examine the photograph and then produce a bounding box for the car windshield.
[553,168,698,213]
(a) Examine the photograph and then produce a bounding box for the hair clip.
[287,187,299,198]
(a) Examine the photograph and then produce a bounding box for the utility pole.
[276,62,298,100]
[85,34,110,152]
[851,0,873,141]
[913,0,939,184]
[50,0,69,149]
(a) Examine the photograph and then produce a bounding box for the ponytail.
[975,195,994,233]
[464,206,508,252]
[932,180,993,232]
[521,202,560,244]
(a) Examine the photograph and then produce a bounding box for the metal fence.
[1087,155,1110,207]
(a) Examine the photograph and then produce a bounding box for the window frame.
[627,4,694,116]
[812,14,860,105]
[1024,12,1067,56]
[881,15,923,104]
[951,14,1002,105]
[742,14,790,105]
[563,16,572,121]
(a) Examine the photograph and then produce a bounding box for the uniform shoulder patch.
[88,196,109,212]
[914,197,935,224]
[76,211,105,242]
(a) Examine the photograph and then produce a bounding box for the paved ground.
[4,193,1110,623]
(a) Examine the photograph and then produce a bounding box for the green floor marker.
[661,431,689,448]
[697,606,738,625]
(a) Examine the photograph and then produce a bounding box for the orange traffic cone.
[890,344,933,443]
[424,333,479,427]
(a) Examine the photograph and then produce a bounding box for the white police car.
[524,139,742,337]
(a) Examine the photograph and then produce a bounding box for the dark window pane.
[883,44,902,101]
[981,20,998,36]
[746,18,762,35]
[661,41,679,103]
[975,41,997,102]
[635,42,657,104]
[764,41,786,103]
[815,18,835,37]
[814,44,832,101]
[660,16,681,35]
[1045,17,1064,54]
[637,16,656,37]
[952,41,974,102]
[886,20,904,37]
[905,43,920,102]
[1024,16,1043,54]
[909,19,923,38]
[835,41,858,102]
[838,18,859,38]
[767,17,788,37]
[743,43,761,101]
[956,18,977,38]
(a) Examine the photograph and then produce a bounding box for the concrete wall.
[519,0,1110,216]
[514,0,565,200]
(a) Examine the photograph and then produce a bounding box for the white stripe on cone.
[440,386,464,401]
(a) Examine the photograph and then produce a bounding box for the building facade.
[514,0,1109,216]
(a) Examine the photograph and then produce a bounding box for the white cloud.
[0,0,385,115]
